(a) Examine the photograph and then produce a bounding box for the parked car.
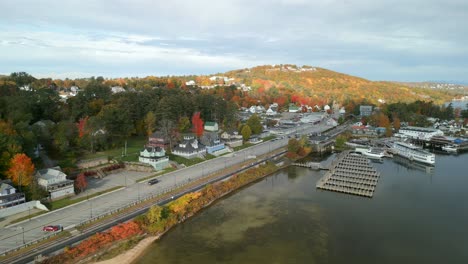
[43,225,62,232]
[147,178,160,185]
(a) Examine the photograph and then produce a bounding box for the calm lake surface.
[136,153,468,264]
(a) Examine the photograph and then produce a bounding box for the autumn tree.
[75,173,87,193]
[7,153,35,190]
[192,112,204,138]
[144,111,156,136]
[76,116,89,138]
[241,125,252,141]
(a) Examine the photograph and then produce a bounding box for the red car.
[42,225,62,232]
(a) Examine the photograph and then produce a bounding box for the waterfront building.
[399,126,443,140]
[0,182,26,209]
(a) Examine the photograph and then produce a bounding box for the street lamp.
[19,226,25,245]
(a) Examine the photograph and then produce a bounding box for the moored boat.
[392,141,435,165]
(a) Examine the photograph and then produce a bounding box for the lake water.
[136,153,468,264]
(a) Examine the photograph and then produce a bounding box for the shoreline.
[93,235,158,264]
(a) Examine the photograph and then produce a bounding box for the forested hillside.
[223,65,452,106]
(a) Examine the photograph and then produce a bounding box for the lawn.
[233,143,254,151]
[81,136,147,162]
[167,153,205,167]
[44,186,124,211]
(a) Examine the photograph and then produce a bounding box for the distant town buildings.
[359,105,373,117]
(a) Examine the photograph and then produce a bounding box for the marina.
[316,151,380,197]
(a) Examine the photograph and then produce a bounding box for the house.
[289,104,301,113]
[360,105,373,117]
[221,131,243,148]
[36,167,74,200]
[185,80,196,86]
[256,105,266,113]
[200,132,226,154]
[70,86,80,96]
[249,106,257,114]
[111,86,126,94]
[324,105,331,112]
[204,121,219,132]
[172,135,206,159]
[351,126,378,137]
[339,107,346,115]
[147,131,171,150]
[0,181,26,209]
[269,103,279,112]
[139,147,170,170]
[266,108,277,116]
[327,118,338,126]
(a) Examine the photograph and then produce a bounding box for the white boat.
[355,147,385,159]
[442,145,458,154]
[392,142,435,165]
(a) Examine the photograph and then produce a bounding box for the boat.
[442,145,458,154]
[392,141,435,165]
[355,147,385,159]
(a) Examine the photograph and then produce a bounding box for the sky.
[1,0,467,82]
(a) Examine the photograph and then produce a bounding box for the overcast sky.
[1,0,467,82]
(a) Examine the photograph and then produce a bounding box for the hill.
[221,64,452,105]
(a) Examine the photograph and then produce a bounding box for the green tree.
[144,111,156,136]
[178,116,191,133]
[287,138,300,153]
[335,135,347,150]
[247,114,263,134]
[241,125,252,141]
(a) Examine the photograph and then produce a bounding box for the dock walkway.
[316,151,380,198]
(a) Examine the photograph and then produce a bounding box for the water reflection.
[392,155,434,174]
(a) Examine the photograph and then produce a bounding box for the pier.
[292,162,329,170]
[316,151,381,198]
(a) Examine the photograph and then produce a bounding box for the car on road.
[147,178,160,185]
[43,225,62,232]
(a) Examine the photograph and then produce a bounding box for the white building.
[0,182,26,208]
[111,86,126,94]
[399,126,444,140]
[185,80,196,86]
[139,147,170,171]
[36,167,74,200]
[172,135,206,159]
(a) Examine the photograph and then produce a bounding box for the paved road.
[0,120,335,255]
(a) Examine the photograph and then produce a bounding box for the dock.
[316,151,381,198]
[292,162,328,170]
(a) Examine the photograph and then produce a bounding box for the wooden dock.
[316,151,380,198]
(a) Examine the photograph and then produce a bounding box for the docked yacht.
[392,142,435,165]
[355,147,385,159]
[442,145,458,154]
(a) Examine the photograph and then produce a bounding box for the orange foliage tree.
[191,112,204,138]
[6,153,35,188]
[75,173,87,193]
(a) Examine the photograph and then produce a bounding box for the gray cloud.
[0,0,467,81]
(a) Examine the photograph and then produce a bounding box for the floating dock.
[316,151,380,197]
